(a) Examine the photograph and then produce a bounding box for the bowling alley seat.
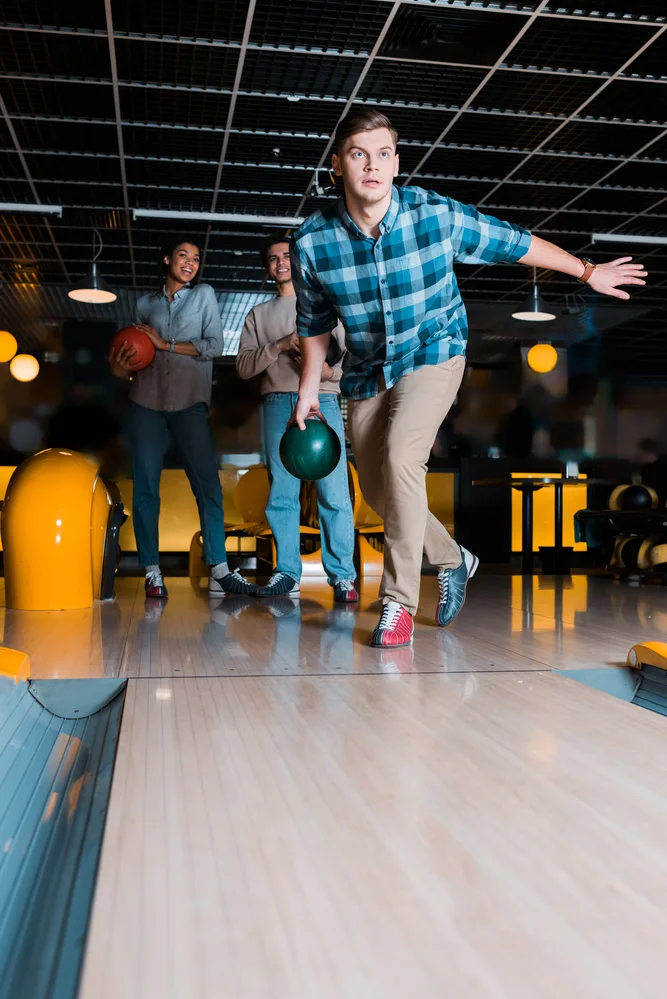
[245,468,327,576]
[190,462,387,582]
[189,465,271,579]
[189,465,328,578]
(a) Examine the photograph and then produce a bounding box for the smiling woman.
[107,237,256,601]
[159,238,202,289]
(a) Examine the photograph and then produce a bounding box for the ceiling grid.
[0,0,664,373]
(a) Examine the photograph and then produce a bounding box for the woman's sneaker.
[145,568,168,599]
[370,601,414,648]
[333,580,360,604]
[256,572,300,598]
[436,546,479,627]
[208,568,257,597]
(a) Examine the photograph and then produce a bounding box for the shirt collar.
[338,184,400,240]
[161,284,190,300]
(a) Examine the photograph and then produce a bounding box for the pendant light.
[9,353,40,382]
[527,343,558,374]
[511,268,556,322]
[68,229,117,304]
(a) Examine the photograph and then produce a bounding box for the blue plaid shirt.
[291,185,532,400]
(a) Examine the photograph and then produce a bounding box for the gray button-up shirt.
[129,283,223,412]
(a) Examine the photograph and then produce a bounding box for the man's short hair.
[260,232,291,270]
[334,109,398,155]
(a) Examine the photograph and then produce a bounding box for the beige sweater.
[236,294,345,395]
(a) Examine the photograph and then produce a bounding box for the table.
[473,477,613,574]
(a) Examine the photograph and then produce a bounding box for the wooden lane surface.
[2,574,666,679]
[79,670,667,999]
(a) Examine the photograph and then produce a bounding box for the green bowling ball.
[279,418,342,481]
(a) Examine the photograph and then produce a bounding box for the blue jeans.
[126,401,227,568]
[261,393,355,584]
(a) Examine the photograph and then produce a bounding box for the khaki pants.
[348,356,465,615]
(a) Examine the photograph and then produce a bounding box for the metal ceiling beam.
[379,0,665,25]
[404,0,552,184]
[134,208,303,225]
[5,81,666,130]
[3,25,667,87]
[8,139,667,169]
[104,0,136,287]
[10,169,667,198]
[294,1,416,221]
[2,5,665,40]
[458,22,667,293]
[476,24,667,207]
[509,126,667,233]
[202,0,257,272]
[376,54,667,87]
[0,91,70,281]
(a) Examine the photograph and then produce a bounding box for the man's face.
[266,242,291,285]
[331,127,399,206]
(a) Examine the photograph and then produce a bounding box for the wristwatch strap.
[578,258,596,284]
[169,340,175,353]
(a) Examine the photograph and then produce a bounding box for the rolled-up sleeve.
[191,285,223,360]
[448,198,532,266]
[290,236,338,339]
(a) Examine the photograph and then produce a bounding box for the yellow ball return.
[1,449,124,610]
[627,642,667,716]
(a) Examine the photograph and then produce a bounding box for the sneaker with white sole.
[256,571,300,598]
[370,600,414,648]
[208,569,257,597]
[145,568,168,599]
[436,545,479,627]
[333,579,360,604]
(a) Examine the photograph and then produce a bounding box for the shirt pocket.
[172,305,203,340]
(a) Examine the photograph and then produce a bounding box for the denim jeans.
[261,392,355,584]
[126,401,227,568]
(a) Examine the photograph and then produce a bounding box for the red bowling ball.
[109,326,156,371]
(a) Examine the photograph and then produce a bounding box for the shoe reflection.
[143,598,166,622]
[373,645,415,673]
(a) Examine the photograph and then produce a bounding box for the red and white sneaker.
[370,600,414,648]
[333,580,360,604]
[145,568,168,599]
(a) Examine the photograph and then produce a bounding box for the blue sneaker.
[436,546,479,627]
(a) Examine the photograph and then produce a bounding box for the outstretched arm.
[519,234,647,301]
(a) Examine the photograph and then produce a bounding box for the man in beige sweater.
[236,234,358,602]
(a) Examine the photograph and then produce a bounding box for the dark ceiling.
[1,1,666,372]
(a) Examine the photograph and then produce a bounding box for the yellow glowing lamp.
[9,353,40,382]
[527,343,558,374]
[0,330,18,363]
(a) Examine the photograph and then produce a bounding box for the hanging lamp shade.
[68,262,117,303]
[67,228,117,304]
[511,283,556,322]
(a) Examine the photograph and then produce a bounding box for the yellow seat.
[189,466,272,579]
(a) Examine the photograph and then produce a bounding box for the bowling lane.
[5,574,667,679]
[79,669,667,999]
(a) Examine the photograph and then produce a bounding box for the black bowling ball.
[619,485,654,511]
